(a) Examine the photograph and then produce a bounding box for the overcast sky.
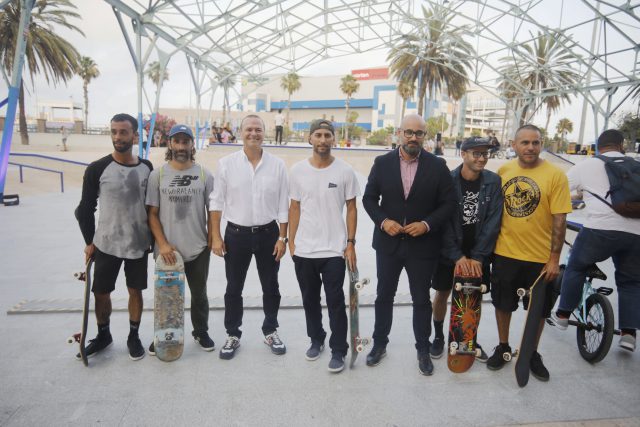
[1,0,637,142]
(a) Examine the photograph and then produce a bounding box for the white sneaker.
[619,334,636,352]
[548,313,569,330]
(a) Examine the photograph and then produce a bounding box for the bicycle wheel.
[576,293,614,363]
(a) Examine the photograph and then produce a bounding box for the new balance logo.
[328,182,337,188]
[169,175,199,187]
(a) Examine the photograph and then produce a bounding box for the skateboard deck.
[68,257,94,366]
[515,272,547,387]
[348,268,371,368]
[154,251,186,362]
[447,276,486,373]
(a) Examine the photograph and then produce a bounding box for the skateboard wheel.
[516,288,527,298]
[449,347,457,356]
[179,273,186,281]
[480,284,487,293]
[454,282,462,291]
[361,278,370,286]
[67,336,74,344]
[450,341,459,350]
[475,348,482,357]
[355,282,363,291]
[503,352,512,362]
[356,344,364,352]
[153,274,159,281]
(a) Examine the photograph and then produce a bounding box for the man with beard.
[210,114,289,360]
[288,119,360,373]
[363,114,456,376]
[429,137,503,361]
[145,124,215,355]
[487,124,571,381]
[75,113,153,361]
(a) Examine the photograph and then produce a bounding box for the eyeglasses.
[402,129,426,138]
[466,151,490,159]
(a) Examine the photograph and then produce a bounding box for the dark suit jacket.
[363,148,456,258]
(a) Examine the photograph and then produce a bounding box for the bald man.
[363,114,456,376]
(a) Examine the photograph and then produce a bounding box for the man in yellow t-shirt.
[487,124,572,382]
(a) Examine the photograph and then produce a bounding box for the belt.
[227,221,275,233]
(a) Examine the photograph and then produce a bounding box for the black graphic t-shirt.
[460,176,481,257]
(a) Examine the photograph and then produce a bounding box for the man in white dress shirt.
[210,114,290,360]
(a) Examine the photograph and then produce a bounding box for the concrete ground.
[0,139,638,426]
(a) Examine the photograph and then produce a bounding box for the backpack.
[588,155,640,218]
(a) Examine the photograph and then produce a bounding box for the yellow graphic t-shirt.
[494,160,572,263]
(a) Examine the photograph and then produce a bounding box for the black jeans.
[223,222,281,338]
[373,247,437,352]
[184,248,211,335]
[293,256,348,356]
[275,126,283,144]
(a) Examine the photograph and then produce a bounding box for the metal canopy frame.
[104,0,638,141]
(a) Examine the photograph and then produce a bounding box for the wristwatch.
[278,236,289,244]
[347,238,356,245]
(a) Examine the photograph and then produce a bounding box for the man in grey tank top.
[75,113,153,361]
[146,124,215,355]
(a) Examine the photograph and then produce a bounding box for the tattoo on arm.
[550,214,567,254]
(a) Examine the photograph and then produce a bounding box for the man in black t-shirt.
[429,136,504,361]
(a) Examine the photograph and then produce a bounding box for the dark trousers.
[373,248,437,352]
[293,256,348,356]
[275,126,283,144]
[223,222,281,338]
[184,248,211,335]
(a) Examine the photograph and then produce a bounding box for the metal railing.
[8,162,65,193]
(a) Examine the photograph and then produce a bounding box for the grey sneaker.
[549,312,569,330]
[430,337,444,359]
[619,334,636,352]
[264,331,286,355]
[328,354,345,373]
[305,342,325,361]
[219,336,240,360]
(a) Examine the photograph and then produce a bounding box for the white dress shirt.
[210,148,289,226]
[567,151,640,235]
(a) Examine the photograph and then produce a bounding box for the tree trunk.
[19,81,29,145]
[544,110,551,137]
[344,96,350,142]
[417,76,427,117]
[286,93,291,129]
[83,81,89,130]
[401,97,406,120]
[222,88,228,126]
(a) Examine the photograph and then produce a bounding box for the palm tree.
[217,68,236,126]
[628,83,640,115]
[387,4,473,116]
[498,31,580,127]
[340,74,360,141]
[76,56,99,130]
[397,79,415,119]
[145,60,169,88]
[0,0,83,145]
[280,71,301,128]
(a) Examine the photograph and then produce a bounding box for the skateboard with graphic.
[348,268,371,368]
[447,276,487,373]
[67,257,94,367]
[515,272,547,387]
[154,251,186,362]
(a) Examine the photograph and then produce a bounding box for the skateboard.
[67,257,94,367]
[447,276,487,373]
[348,268,371,368]
[515,272,547,387]
[154,251,186,362]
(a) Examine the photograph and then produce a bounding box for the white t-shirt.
[290,158,361,258]
[567,151,640,235]
[275,114,285,127]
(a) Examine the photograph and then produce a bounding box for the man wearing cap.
[210,114,289,360]
[288,119,360,373]
[146,124,216,355]
[429,137,503,361]
[362,114,456,376]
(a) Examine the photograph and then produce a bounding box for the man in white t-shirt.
[550,129,640,352]
[274,109,285,145]
[288,119,360,373]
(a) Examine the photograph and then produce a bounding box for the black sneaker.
[127,336,145,361]
[430,337,445,359]
[264,331,286,355]
[75,333,113,360]
[305,342,325,361]
[487,343,512,371]
[366,346,387,367]
[328,353,345,373]
[148,341,155,356]
[193,332,215,352]
[219,336,240,360]
[418,351,434,376]
[530,351,550,381]
[475,343,488,363]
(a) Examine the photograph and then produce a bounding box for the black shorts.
[92,248,148,293]
[490,254,553,317]
[431,261,491,292]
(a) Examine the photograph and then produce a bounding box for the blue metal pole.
[145,112,156,158]
[0,0,35,203]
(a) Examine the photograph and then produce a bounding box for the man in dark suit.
[363,114,456,376]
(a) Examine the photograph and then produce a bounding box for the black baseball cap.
[461,136,492,151]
